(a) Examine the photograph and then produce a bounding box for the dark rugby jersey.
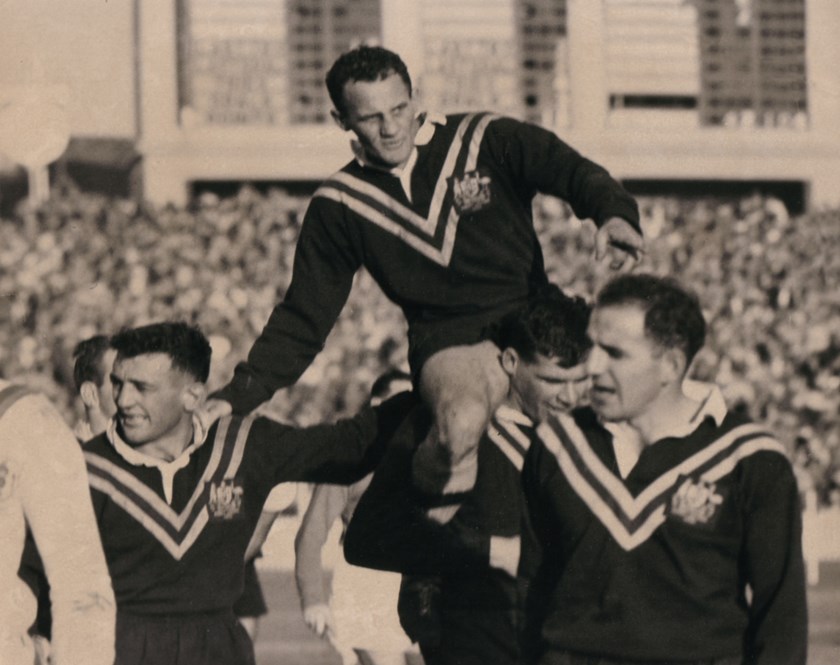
[524,401,807,665]
[217,114,639,413]
[82,394,411,616]
[345,405,541,665]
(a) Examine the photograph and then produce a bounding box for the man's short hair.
[596,274,706,366]
[73,335,112,391]
[491,285,592,368]
[110,322,212,383]
[326,45,412,117]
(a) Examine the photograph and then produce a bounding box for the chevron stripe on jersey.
[537,413,785,551]
[85,415,254,560]
[314,113,498,267]
[487,416,532,472]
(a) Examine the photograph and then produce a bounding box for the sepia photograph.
[1,1,838,664]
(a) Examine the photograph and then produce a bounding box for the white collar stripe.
[325,172,439,235]
[320,113,478,236]
[85,416,234,529]
[550,413,637,513]
[87,474,209,560]
[701,436,786,483]
[630,424,772,507]
[428,113,482,220]
[488,427,526,471]
[84,416,249,558]
[86,462,185,537]
[541,426,669,550]
[560,417,773,515]
[465,113,496,172]
[314,113,498,268]
[539,419,656,530]
[86,452,193,528]
[316,188,454,265]
[491,416,531,456]
[224,414,255,481]
[539,416,785,551]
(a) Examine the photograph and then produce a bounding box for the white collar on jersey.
[605,380,727,479]
[105,415,209,504]
[351,111,448,173]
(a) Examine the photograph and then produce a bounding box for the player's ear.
[331,109,348,131]
[660,347,686,385]
[80,381,100,409]
[182,381,208,413]
[500,347,520,378]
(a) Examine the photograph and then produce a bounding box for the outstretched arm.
[211,198,362,416]
[294,484,348,638]
[248,391,417,487]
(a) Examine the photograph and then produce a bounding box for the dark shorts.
[408,302,523,382]
[116,609,256,665]
[233,559,268,619]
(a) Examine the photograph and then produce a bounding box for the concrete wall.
[0,0,136,139]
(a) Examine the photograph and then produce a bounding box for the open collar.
[604,381,727,478]
[105,416,209,503]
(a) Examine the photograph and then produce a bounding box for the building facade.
[5,0,834,208]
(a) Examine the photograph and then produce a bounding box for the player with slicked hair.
[81,321,412,665]
[344,286,593,665]
[525,274,807,665]
[201,44,642,508]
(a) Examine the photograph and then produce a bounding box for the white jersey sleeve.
[11,392,116,665]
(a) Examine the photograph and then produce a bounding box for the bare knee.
[419,344,510,461]
[434,397,489,462]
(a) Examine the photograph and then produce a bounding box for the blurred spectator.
[0,182,837,504]
[72,334,117,441]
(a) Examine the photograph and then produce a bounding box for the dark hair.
[73,335,112,391]
[110,322,211,382]
[326,45,412,117]
[491,285,592,368]
[370,368,412,401]
[596,274,706,366]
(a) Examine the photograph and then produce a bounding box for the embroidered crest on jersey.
[449,170,491,213]
[668,476,723,525]
[314,113,498,267]
[208,478,244,519]
[537,412,786,551]
[0,461,14,501]
[85,415,253,560]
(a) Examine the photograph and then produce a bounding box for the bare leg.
[413,342,509,521]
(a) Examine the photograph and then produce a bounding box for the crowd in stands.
[1,181,837,504]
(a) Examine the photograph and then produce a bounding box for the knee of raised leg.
[436,398,489,456]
